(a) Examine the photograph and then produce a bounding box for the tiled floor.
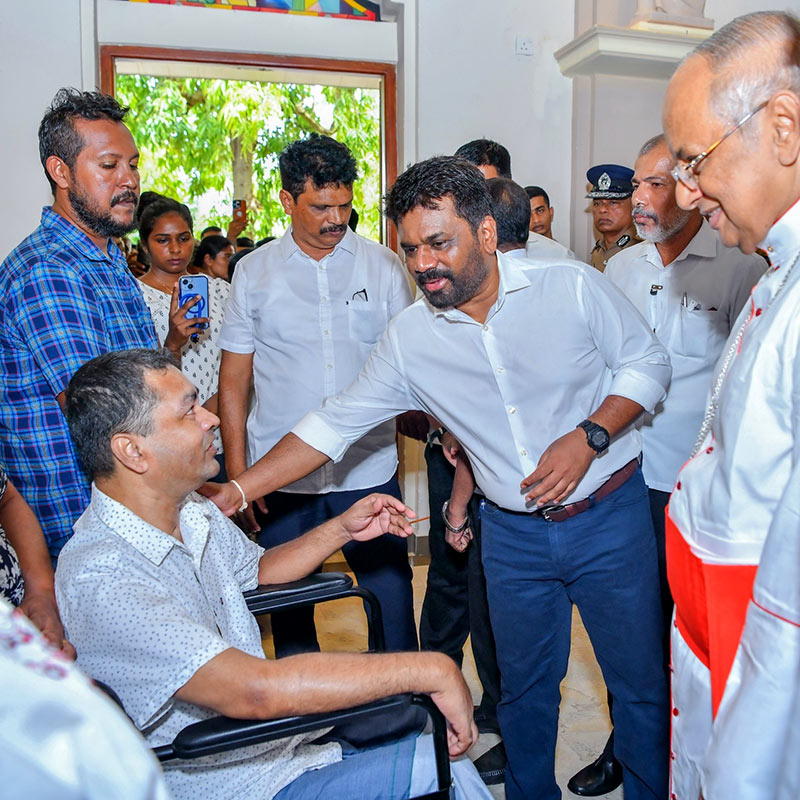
[261,563,623,799]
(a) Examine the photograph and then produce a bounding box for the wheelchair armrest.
[243,572,385,651]
[156,693,451,795]
[243,572,353,615]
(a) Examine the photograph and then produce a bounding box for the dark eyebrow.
[180,389,198,410]
[400,231,448,249]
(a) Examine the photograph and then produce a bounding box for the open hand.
[429,659,479,757]
[339,494,416,543]
[520,428,595,506]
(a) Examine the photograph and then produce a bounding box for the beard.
[634,203,691,243]
[414,242,490,309]
[68,184,138,239]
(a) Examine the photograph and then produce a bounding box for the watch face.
[588,427,609,451]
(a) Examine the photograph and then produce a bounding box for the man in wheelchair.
[55,348,489,800]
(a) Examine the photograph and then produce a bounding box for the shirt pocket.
[347,302,386,346]
[675,307,726,360]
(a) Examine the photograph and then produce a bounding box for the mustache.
[415,267,454,286]
[320,223,347,234]
[633,205,657,222]
[111,191,138,207]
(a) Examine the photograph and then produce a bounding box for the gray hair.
[65,349,178,480]
[638,133,667,160]
[689,11,800,132]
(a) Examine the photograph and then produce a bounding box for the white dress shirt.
[293,251,670,511]
[218,227,412,493]
[605,221,765,491]
[55,487,340,800]
[0,597,172,800]
[668,200,800,800]
[526,230,575,260]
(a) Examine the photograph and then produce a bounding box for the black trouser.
[419,443,501,719]
[600,486,673,762]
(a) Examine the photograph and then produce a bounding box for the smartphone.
[232,199,246,222]
[178,275,209,333]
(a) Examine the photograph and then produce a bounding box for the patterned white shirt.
[55,486,340,800]
[218,227,413,493]
[0,596,173,800]
[138,277,230,452]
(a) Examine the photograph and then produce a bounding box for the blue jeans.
[256,475,418,656]
[480,467,669,800]
[273,733,491,800]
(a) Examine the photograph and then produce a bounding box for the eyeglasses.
[670,100,768,190]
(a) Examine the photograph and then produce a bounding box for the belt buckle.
[540,504,565,522]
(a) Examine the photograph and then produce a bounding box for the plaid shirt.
[0,208,157,558]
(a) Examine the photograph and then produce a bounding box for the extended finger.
[530,477,572,506]
[520,463,552,490]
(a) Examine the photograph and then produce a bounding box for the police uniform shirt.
[590,224,642,272]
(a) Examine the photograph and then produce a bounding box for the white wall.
[416,0,575,245]
[0,0,86,261]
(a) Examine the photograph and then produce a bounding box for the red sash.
[666,509,757,716]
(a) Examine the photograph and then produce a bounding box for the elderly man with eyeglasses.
[662,11,800,800]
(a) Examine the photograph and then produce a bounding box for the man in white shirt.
[56,348,490,800]
[570,133,764,798]
[524,185,576,260]
[661,11,800,799]
[205,157,673,800]
[217,134,417,657]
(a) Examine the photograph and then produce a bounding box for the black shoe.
[473,741,506,785]
[567,753,623,796]
[473,705,501,735]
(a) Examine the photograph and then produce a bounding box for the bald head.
[691,12,800,127]
[662,11,800,254]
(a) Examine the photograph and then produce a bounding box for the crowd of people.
[1,9,799,800]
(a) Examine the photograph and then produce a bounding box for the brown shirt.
[589,224,642,272]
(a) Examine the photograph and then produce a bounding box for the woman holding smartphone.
[137,197,231,479]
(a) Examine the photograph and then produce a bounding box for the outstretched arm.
[199,432,330,518]
[257,493,416,584]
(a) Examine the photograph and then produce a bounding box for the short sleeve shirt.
[138,277,230,452]
[55,486,340,800]
[0,208,158,557]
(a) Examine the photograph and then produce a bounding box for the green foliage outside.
[116,74,382,241]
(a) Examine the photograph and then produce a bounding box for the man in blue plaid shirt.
[0,88,158,559]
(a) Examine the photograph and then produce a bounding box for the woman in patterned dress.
[137,197,232,480]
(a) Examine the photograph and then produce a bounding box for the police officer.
[587,164,641,272]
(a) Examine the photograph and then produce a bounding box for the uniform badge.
[598,172,611,191]
[616,234,631,247]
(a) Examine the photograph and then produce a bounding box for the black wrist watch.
[577,419,610,454]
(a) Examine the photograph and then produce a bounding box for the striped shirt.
[0,207,157,558]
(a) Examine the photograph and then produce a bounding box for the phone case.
[178,275,209,330]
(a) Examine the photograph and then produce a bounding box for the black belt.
[493,457,640,523]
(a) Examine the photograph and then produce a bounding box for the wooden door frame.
[99,45,398,248]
